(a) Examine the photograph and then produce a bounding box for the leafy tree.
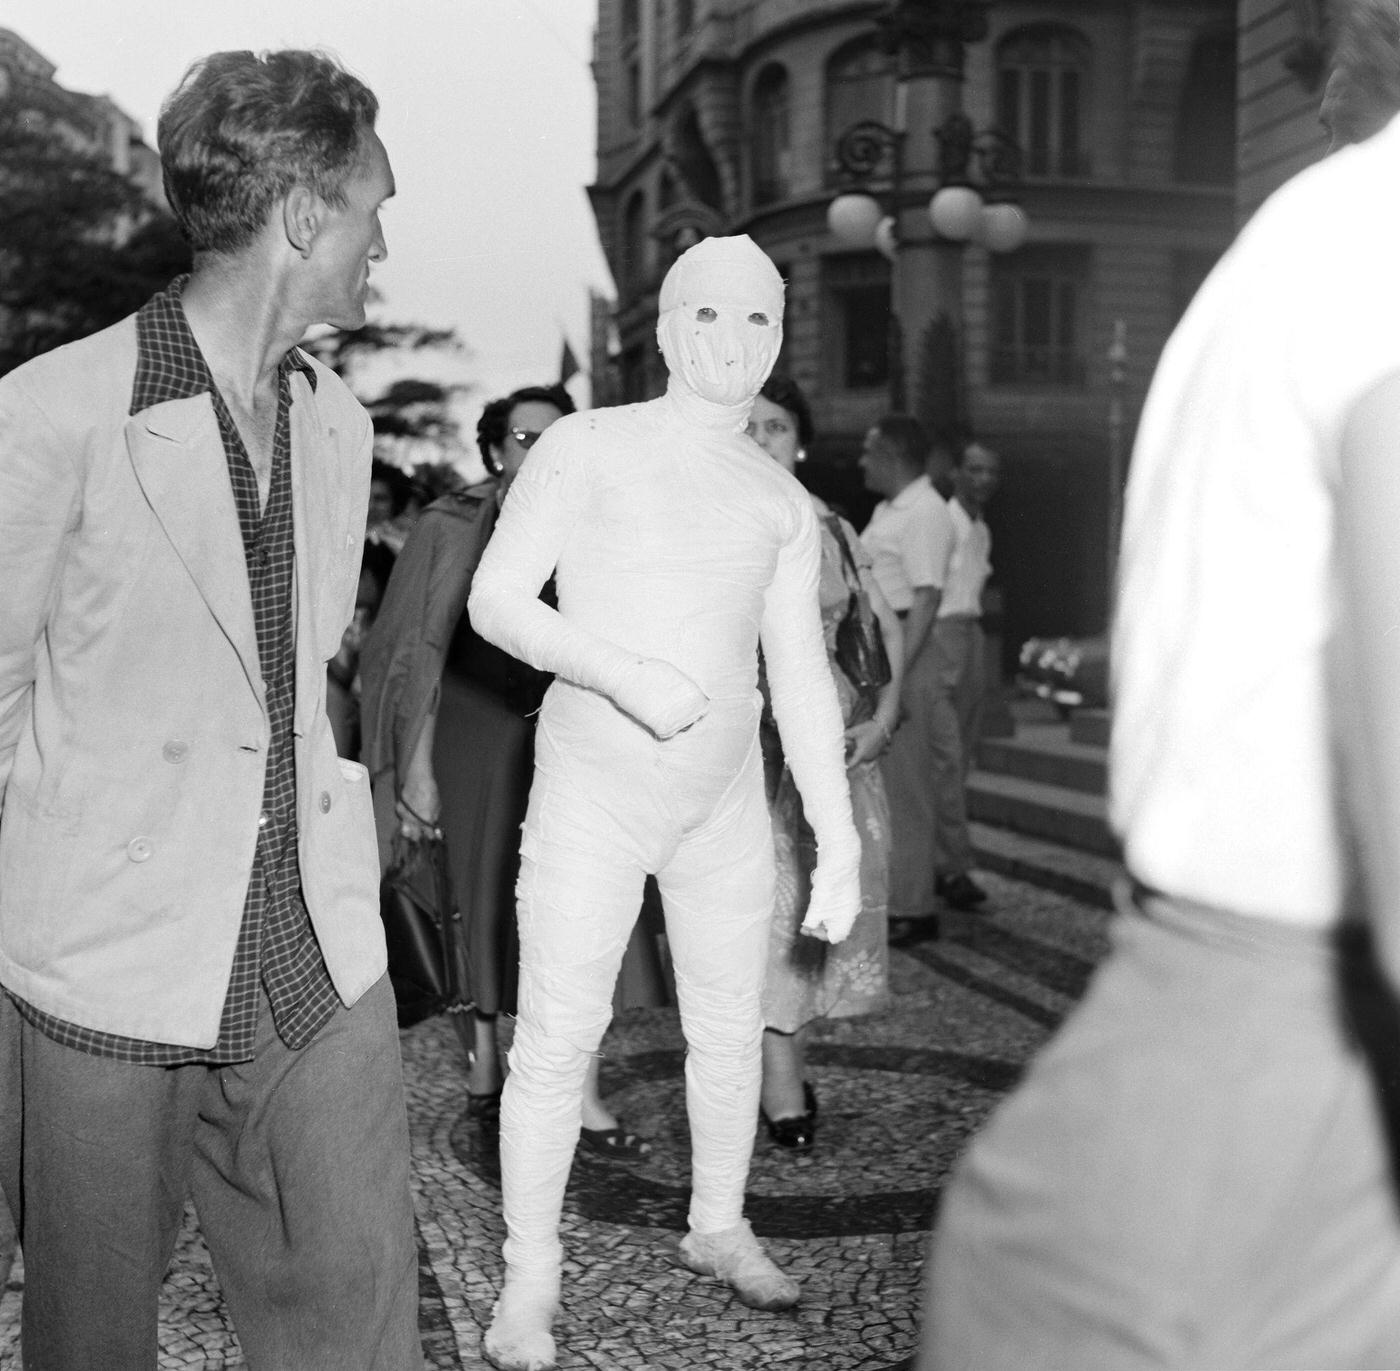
[0,101,191,375]
[304,323,477,473]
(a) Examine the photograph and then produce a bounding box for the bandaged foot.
[482,1269,561,1371]
[678,1219,800,1310]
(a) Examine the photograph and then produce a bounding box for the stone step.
[970,821,1122,910]
[1070,708,1111,748]
[976,729,1107,797]
[967,768,1119,859]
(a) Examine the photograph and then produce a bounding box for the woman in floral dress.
[747,374,904,1152]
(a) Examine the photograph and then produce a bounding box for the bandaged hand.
[799,830,862,943]
[602,655,710,740]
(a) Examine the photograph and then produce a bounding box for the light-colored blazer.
[0,311,386,1047]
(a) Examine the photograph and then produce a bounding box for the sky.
[2,0,616,452]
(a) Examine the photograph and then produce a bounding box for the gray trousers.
[0,1186,13,1293]
[929,615,986,876]
[0,975,422,1371]
[883,616,985,915]
[923,888,1400,1369]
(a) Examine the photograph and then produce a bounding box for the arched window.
[670,106,723,210]
[1174,29,1236,185]
[751,64,790,206]
[825,40,894,186]
[621,191,646,292]
[997,27,1091,179]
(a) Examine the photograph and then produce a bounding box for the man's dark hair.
[954,438,996,467]
[873,413,930,473]
[158,49,379,255]
[758,373,814,450]
[1321,0,1400,150]
[476,384,577,473]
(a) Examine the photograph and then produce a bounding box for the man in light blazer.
[0,51,421,1368]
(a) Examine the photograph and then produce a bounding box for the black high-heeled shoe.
[760,1081,818,1152]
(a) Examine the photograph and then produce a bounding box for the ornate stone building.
[0,28,163,206]
[1238,0,1332,217]
[588,0,1242,654]
[0,28,168,369]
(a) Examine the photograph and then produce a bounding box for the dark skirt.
[433,671,672,1016]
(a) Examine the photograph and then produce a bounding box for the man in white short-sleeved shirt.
[921,23,1400,1363]
[859,415,954,923]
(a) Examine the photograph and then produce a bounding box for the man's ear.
[283,187,320,257]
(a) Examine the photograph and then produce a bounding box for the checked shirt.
[12,277,341,1064]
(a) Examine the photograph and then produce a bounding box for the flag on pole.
[559,338,581,386]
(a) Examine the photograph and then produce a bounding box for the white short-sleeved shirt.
[938,497,991,619]
[861,474,954,613]
[1110,114,1400,929]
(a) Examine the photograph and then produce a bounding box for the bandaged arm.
[468,433,708,739]
[761,501,862,943]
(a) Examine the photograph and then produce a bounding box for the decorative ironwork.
[934,112,1023,196]
[831,120,906,184]
[832,113,1023,201]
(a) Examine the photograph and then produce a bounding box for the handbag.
[826,514,891,721]
[379,830,474,1029]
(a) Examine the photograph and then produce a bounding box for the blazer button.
[162,741,189,764]
[127,837,154,863]
[319,791,332,813]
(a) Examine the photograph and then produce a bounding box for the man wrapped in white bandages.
[469,235,861,1371]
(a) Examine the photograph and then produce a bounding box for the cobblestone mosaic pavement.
[0,870,1110,1369]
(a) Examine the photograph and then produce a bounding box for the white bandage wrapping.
[470,237,859,1338]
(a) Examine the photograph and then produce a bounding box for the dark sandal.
[577,1122,652,1161]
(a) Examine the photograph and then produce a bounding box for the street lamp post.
[825,0,1027,417]
[828,120,908,407]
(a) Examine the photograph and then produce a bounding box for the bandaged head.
[656,235,785,407]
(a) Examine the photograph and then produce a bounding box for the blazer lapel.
[288,373,348,735]
[125,396,263,699]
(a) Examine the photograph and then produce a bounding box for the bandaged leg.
[678,1219,800,1310]
[487,784,647,1368]
[661,752,799,1309]
[482,1265,561,1371]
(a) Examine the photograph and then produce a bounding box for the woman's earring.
[796,447,808,463]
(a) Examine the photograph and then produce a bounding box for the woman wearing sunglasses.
[362,383,662,1159]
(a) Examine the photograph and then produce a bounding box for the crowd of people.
[6,9,1400,1370]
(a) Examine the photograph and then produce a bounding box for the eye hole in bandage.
[693,307,774,328]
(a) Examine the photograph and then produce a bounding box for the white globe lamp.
[928,184,984,242]
[982,202,1030,253]
[827,192,883,248]
[873,216,898,261]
